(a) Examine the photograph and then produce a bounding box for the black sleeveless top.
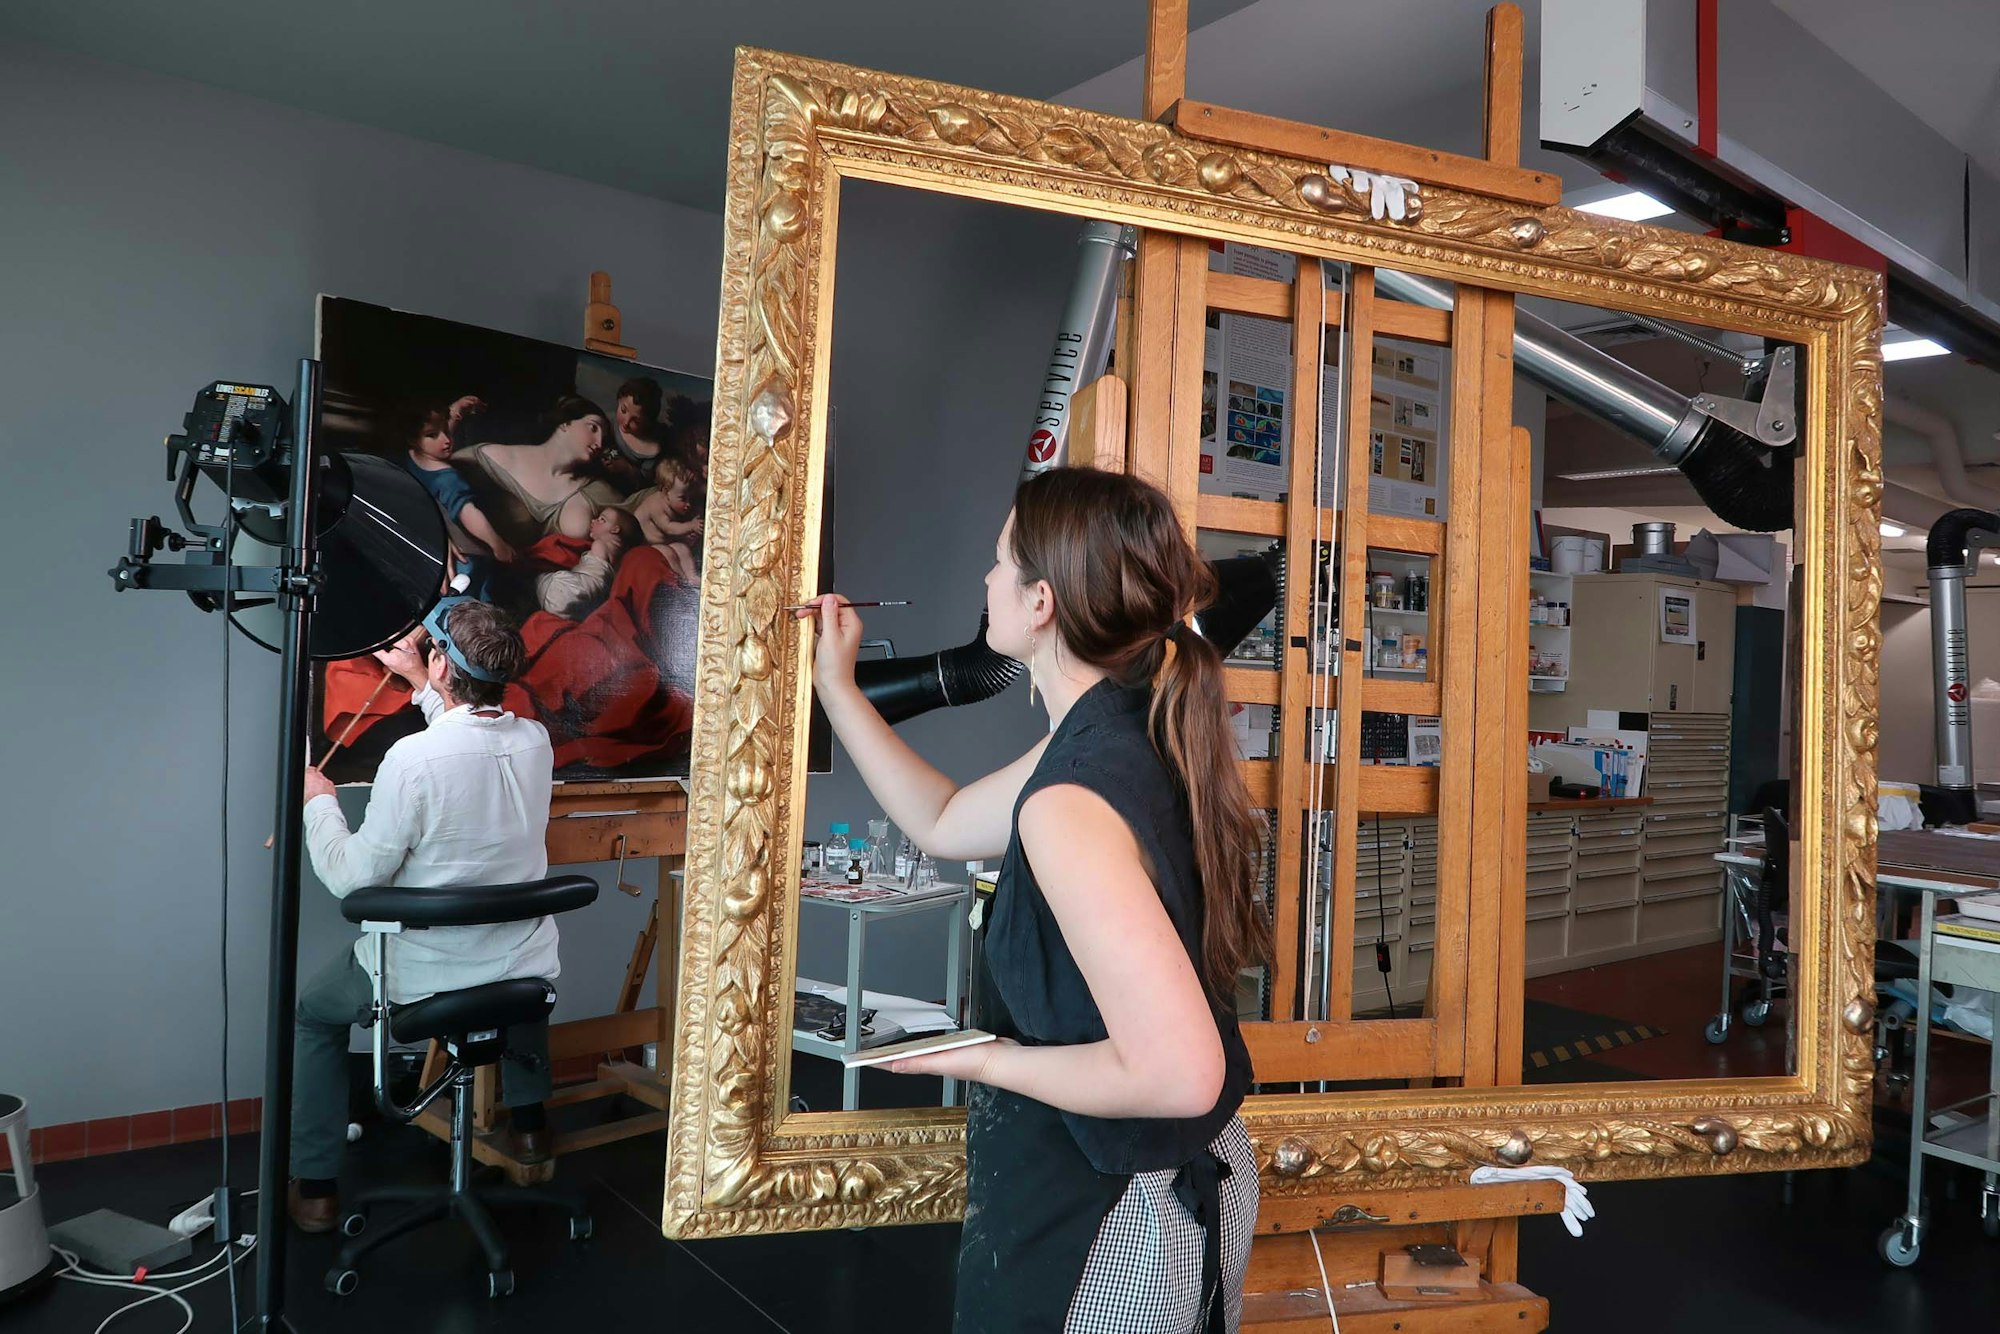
[979,678,1254,1170]
[954,679,1256,1333]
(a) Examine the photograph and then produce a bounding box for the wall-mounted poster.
[312,296,711,783]
[1658,586,1697,645]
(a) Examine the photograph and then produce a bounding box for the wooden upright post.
[1123,1,1549,1326]
[1483,4,1525,166]
[1129,0,1202,499]
[1143,0,1189,121]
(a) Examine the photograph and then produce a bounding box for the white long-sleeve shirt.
[304,684,559,1004]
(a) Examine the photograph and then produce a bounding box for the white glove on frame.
[1326,164,1421,221]
[1469,1164,1596,1238]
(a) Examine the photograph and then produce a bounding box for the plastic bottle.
[825,823,852,878]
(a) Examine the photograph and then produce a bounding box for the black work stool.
[327,874,599,1300]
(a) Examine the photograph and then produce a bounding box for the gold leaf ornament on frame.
[666,48,1885,1239]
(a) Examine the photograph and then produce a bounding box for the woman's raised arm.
[806,594,1044,862]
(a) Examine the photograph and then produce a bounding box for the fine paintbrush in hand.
[786,599,912,613]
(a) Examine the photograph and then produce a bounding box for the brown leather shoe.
[509,1127,555,1166]
[287,1181,337,1234]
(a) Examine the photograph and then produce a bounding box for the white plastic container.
[1550,535,1604,574]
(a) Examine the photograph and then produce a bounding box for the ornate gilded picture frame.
[666,47,1882,1238]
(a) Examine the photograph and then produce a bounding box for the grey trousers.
[291,949,552,1181]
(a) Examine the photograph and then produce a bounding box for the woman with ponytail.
[805,467,1266,1333]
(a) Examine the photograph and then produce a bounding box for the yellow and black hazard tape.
[1526,1024,1666,1070]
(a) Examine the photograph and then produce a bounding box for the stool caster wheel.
[569,1214,594,1242]
[1704,1017,1729,1045]
[488,1268,515,1299]
[326,1268,360,1297]
[789,1095,810,1113]
[339,1212,367,1238]
[1878,1224,1919,1268]
[1743,999,1772,1027]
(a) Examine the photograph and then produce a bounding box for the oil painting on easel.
[312,296,710,782]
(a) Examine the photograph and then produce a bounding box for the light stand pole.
[254,357,323,1329]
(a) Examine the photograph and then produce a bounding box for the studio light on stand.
[109,365,446,1329]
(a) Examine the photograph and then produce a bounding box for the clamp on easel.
[584,270,638,360]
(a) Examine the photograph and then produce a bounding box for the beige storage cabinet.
[1528,572,1738,729]
[1522,571,1734,975]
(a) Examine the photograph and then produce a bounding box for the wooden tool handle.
[266,666,398,848]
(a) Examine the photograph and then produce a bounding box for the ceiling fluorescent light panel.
[1882,336,1951,362]
[1576,191,1675,222]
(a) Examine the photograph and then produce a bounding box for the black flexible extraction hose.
[1928,507,2000,569]
[855,614,1024,725]
[854,547,1284,725]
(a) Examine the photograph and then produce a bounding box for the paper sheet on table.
[797,977,957,1034]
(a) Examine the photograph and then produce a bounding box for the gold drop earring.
[1027,631,1038,707]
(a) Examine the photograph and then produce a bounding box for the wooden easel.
[1100,5,1551,1326]
[410,276,683,1183]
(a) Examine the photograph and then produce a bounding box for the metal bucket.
[1632,521,1676,555]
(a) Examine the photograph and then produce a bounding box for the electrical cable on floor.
[52,1235,258,1334]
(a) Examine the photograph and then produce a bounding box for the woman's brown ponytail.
[1010,468,1271,998]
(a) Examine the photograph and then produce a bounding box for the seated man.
[289,598,558,1233]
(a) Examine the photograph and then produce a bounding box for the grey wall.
[0,44,1070,1126]
[1,26,1580,1124]
[795,180,1070,996]
[0,43,724,1127]
[1881,603,1934,784]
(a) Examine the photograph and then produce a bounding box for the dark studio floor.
[15,1119,2000,1333]
[13,944,2000,1333]
[1524,942,1793,1082]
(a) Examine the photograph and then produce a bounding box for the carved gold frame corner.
[666,48,1884,1239]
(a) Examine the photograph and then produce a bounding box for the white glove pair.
[1326,164,1420,221]
[1469,1163,1596,1237]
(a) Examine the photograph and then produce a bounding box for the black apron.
[954,681,1251,1334]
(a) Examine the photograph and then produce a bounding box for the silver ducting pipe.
[1371,268,1795,531]
[1926,509,2000,825]
[1889,396,2000,512]
[1023,222,1137,477]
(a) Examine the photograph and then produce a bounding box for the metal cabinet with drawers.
[1334,786,1732,1006]
[1516,783,1728,980]
[1315,814,1424,1017]
[1522,569,1738,976]
[1637,713,1730,953]
[1524,810,1576,968]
